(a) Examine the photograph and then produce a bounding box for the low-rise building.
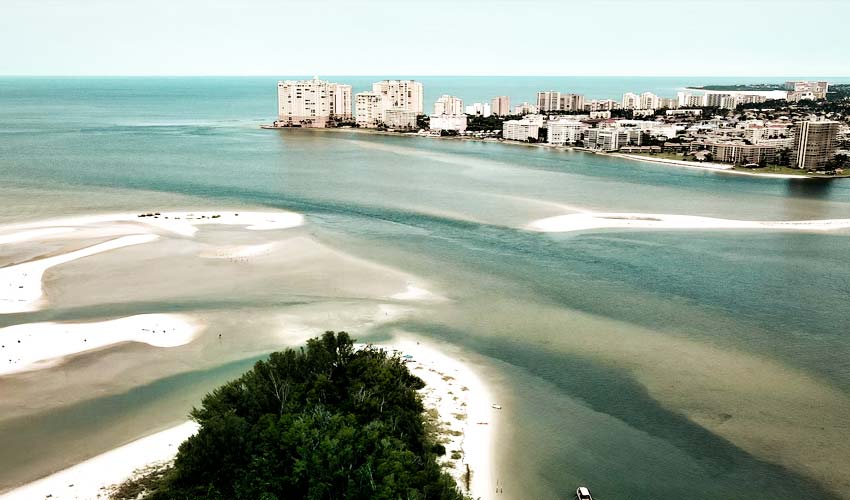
[429,114,467,132]
[503,118,541,141]
[384,109,418,130]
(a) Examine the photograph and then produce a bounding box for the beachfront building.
[372,80,424,114]
[355,91,384,128]
[429,114,467,132]
[384,109,418,130]
[622,93,639,110]
[491,96,511,116]
[548,119,586,145]
[793,120,840,169]
[537,91,561,112]
[503,116,543,142]
[513,102,539,115]
[694,139,790,165]
[588,129,633,151]
[276,77,352,127]
[465,102,492,117]
[434,95,464,115]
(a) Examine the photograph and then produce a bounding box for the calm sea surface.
[1,77,850,499]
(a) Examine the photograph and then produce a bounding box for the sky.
[1,0,848,77]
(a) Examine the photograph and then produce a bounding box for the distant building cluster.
[274,78,845,171]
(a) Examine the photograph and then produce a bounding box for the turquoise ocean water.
[1,77,850,499]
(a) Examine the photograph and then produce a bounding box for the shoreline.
[261,124,848,179]
[370,336,496,499]
[0,313,204,376]
[0,210,304,314]
[1,338,496,500]
[527,211,850,233]
[0,422,200,500]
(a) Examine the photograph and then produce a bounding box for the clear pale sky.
[1,0,848,76]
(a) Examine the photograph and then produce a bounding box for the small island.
[110,332,480,500]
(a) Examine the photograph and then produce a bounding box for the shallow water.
[1,77,849,499]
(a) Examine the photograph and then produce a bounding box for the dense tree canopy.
[142,332,465,500]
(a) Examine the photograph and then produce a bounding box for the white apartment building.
[277,77,352,127]
[503,119,541,142]
[429,114,467,132]
[622,93,639,109]
[465,102,492,117]
[677,91,706,108]
[639,92,660,110]
[355,91,384,128]
[384,109,418,130]
[491,96,511,116]
[548,120,586,145]
[434,95,464,115]
[372,80,424,114]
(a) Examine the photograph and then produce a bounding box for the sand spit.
[528,212,850,233]
[0,421,199,500]
[367,338,495,499]
[0,210,305,313]
[0,313,204,376]
[4,338,494,500]
[0,210,304,240]
[607,153,818,178]
[0,234,159,314]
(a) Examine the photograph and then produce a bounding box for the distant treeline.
[690,84,786,91]
[113,332,466,500]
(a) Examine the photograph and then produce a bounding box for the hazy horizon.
[2,0,848,77]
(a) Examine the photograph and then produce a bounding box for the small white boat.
[576,486,593,500]
[491,404,502,410]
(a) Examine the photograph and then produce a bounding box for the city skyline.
[2,0,849,77]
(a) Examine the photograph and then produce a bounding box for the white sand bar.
[528,212,850,233]
[367,338,495,499]
[0,421,199,500]
[0,313,203,376]
[0,210,304,241]
[0,234,159,314]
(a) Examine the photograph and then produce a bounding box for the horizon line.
[2,74,849,79]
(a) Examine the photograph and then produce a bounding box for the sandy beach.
[368,337,496,499]
[528,211,850,233]
[0,421,200,500]
[0,313,204,376]
[1,337,495,500]
[0,210,304,314]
